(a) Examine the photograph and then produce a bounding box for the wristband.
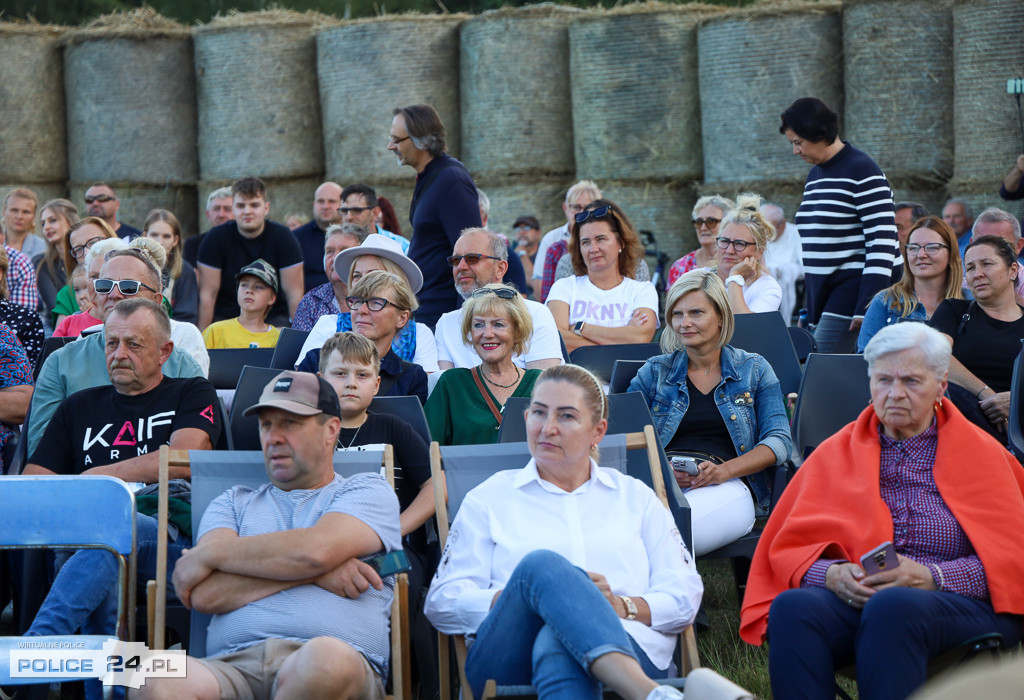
[977,385,990,399]
[725,274,745,288]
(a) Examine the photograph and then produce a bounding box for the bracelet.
[977,385,990,399]
[618,595,638,621]
[725,274,746,288]
[931,564,945,591]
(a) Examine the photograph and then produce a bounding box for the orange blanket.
[739,401,1024,645]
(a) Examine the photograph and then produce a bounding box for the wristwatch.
[619,595,638,621]
[725,274,746,288]
[573,321,586,336]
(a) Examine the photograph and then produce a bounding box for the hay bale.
[460,5,582,177]
[952,0,1024,182]
[570,4,723,182]
[69,182,199,237]
[194,11,325,181]
[62,9,197,185]
[600,181,697,262]
[697,1,843,184]
[0,23,67,183]
[843,0,954,184]
[888,182,947,220]
[474,176,567,236]
[318,15,468,184]
[697,180,805,229]
[945,179,1024,222]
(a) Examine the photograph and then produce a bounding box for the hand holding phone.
[361,550,411,578]
[671,456,700,476]
[860,541,898,576]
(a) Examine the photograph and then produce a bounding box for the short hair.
[884,216,963,316]
[325,222,370,246]
[107,297,171,343]
[693,195,735,220]
[318,331,380,376]
[568,198,643,278]
[393,104,447,158]
[761,202,785,227]
[895,201,930,223]
[661,270,734,353]
[4,187,37,212]
[340,183,378,208]
[63,216,118,275]
[533,364,608,423]
[232,177,267,201]
[105,239,166,292]
[0,247,8,300]
[88,182,116,197]
[476,188,490,217]
[943,197,974,221]
[460,283,533,357]
[349,269,419,314]
[975,206,1021,241]
[864,322,950,380]
[965,234,1019,271]
[458,227,508,261]
[779,97,840,144]
[143,208,183,279]
[206,186,232,211]
[719,193,777,253]
[565,180,601,206]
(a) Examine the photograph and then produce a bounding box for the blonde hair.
[349,269,419,314]
[719,193,776,252]
[348,254,407,288]
[459,283,533,357]
[534,364,608,423]
[661,270,734,353]
[143,209,183,280]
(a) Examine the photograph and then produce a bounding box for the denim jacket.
[857,290,928,352]
[627,345,793,511]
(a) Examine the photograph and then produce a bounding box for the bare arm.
[400,480,435,536]
[438,360,455,370]
[279,264,305,321]
[578,308,657,345]
[197,264,221,331]
[525,358,562,370]
[548,300,596,352]
[678,444,777,490]
[0,384,32,425]
[1004,155,1024,193]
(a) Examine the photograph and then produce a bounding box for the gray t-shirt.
[199,473,401,676]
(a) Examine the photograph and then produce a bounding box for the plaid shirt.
[292,283,342,332]
[540,240,568,303]
[5,245,40,311]
[803,420,988,599]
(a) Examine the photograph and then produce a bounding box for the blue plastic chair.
[0,476,136,700]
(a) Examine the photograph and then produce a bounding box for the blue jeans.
[27,512,190,700]
[767,586,1023,700]
[465,550,665,700]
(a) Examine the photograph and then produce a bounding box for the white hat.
[333,233,424,294]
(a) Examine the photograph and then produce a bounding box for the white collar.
[513,457,619,494]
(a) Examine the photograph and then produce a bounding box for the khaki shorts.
[197,638,385,700]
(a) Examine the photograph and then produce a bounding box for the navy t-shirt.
[291,220,329,292]
[197,220,303,323]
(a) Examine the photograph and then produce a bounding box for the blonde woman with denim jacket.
[628,270,792,555]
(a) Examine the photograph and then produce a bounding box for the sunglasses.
[70,236,104,259]
[94,278,159,296]
[447,254,502,267]
[471,287,518,300]
[338,206,374,215]
[693,217,722,229]
[84,194,115,204]
[347,296,401,312]
[574,206,613,225]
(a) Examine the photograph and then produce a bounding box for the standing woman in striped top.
[780,97,898,352]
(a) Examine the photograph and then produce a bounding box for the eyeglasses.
[905,243,950,255]
[471,287,518,300]
[716,236,753,252]
[70,236,104,259]
[387,135,410,147]
[338,206,373,215]
[347,296,401,312]
[566,203,586,215]
[513,225,534,233]
[574,206,613,225]
[447,254,502,267]
[94,278,159,296]
[693,217,721,229]
[84,194,115,204]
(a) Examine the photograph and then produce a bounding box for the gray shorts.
[197,638,385,700]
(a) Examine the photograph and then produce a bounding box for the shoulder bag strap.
[471,366,504,426]
[955,300,978,342]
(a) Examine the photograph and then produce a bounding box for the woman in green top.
[427,283,541,445]
[52,216,118,325]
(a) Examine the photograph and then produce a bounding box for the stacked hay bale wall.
[0,23,67,203]
[843,0,953,209]
[602,181,697,264]
[62,9,198,233]
[477,177,567,238]
[317,15,466,190]
[950,0,1024,218]
[460,5,581,178]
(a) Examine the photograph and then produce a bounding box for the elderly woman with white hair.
[740,322,1024,700]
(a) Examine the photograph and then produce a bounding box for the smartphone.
[859,541,898,575]
[671,456,700,476]
[362,550,411,577]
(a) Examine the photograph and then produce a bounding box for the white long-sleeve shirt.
[424,458,703,670]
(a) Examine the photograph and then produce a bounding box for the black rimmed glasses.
[347,296,401,312]
[70,236,104,259]
[716,236,753,252]
[447,254,502,267]
[574,206,613,225]
[387,135,410,147]
[471,287,518,300]
[905,243,950,256]
[93,278,159,296]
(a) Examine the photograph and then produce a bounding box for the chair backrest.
[32,335,74,381]
[1008,341,1024,460]
[609,360,647,394]
[271,327,310,370]
[369,395,432,445]
[568,342,661,383]
[792,353,871,459]
[208,348,275,390]
[729,312,803,396]
[187,448,390,657]
[228,366,286,450]
[787,325,817,363]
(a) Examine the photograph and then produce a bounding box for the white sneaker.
[646,685,685,700]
